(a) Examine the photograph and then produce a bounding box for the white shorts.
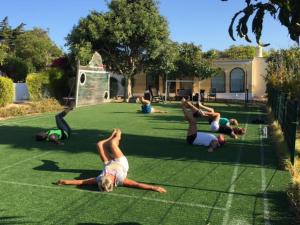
[105,156,129,172]
[210,121,219,132]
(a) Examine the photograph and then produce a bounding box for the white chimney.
[256,46,263,57]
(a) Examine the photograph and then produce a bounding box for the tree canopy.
[222,0,300,46]
[0,17,62,81]
[15,28,62,72]
[171,43,218,80]
[67,0,170,101]
[265,47,300,99]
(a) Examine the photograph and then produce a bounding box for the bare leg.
[151,107,167,113]
[181,98,202,114]
[198,102,214,112]
[96,129,119,163]
[181,102,197,136]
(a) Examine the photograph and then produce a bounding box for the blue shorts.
[141,104,152,114]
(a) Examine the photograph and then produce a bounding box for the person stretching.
[35,107,73,145]
[138,96,167,114]
[181,98,225,152]
[56,129,167,193]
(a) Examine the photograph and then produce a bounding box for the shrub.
[0,77,14,107]
[47,68,67,100]
[2,56,31,82]
[26,72,50,101]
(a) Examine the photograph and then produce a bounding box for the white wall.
[211,92,253,101]
[14,83,29,102]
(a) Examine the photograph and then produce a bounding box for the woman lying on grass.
[56,129,166,193]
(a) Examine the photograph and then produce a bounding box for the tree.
[15,28,62,72]
[221,45,257,59]
[144,40,178,84]
[265,47,300,99]
[171,42,218,80]
[0,17,25,66]
[1,56,29,82]
[203,49,222,59]
[0,43,9,66]
[222,0,300,46]
[67,0,170,101]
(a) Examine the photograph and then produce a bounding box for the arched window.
[230,68,245,92]
[211,71,225,93]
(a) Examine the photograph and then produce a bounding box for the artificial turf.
[0,102,294,225]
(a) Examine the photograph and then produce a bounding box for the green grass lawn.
[0,102,294,225]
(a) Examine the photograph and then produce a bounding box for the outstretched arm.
[123,178,167,193]
[56,178,97,186]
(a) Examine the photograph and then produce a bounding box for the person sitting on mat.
[35,107,73,145]
[56,129,167,193]
[181,98,225,152]
[138,96,167,114]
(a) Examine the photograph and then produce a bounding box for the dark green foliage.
[26,72,50,101]
[0,17,63,74]
[47,68,68,100]
[1,56,31,82]
[265,47,300,100]
[0,16,25,50]
[222,0,299,45]
[222,45,257,59]
[0,76,13,107]
[15,28,63,72]
[171,42,218,80]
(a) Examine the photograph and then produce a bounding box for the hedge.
[26,72,50,101]
[0,77,14,107]
[47,68,67,100]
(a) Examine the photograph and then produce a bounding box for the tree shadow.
[251,190,295,225]
[140,103,267,125]
[77,223,141,225]
[0,125,280,168]
[0,210,29,224]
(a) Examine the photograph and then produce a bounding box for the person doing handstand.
[181,98,225,152]
[35,107,73,145]
[138,96,167,114]
[56,129,166,193]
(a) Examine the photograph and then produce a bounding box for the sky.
[1,0,296,52]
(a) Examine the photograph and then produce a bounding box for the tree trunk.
[123,75,132,102]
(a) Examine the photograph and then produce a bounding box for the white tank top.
[193,132,217,146]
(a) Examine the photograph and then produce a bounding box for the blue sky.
[1,0,296,52]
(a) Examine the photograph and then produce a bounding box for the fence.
[268,87,299,164]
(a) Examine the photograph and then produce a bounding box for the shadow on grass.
[251,190,295,225]
[0,210,28,224]
[78,223,141,225]
[0,125,279,168]
[140,103,267,125]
